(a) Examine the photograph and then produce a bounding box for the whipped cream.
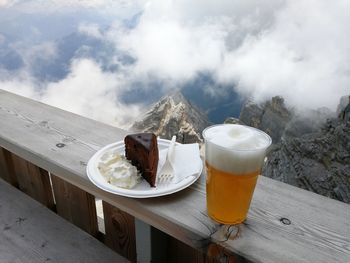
[98,151,141,189]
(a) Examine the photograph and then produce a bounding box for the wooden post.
[167,236,208,263]
[10,153,54,210]
[102,201,137,263]
[51,174,98,237]
[0,147,18,186]
[134,220,208,263]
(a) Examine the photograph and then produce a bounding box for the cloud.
[119,19,226,82]
[0,0,19,7]
[217,0,350,110]
[107,0,349,111]
[112,0,283,86]
[0,78,38,99]
[1,0,114,8]
[78,23,103,39]
[4,0,142,16]
[1,0,350,129]
[93,3,226,83]
[1,59,143,128]
[19,41,58,64]
[42,59,141,127]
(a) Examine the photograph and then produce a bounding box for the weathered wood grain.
[0,179,129,263]
[9,153,55,210]
[51,174,98,237]
[0,147,17,186]
[103,201,137,262]
[1,89,350,262]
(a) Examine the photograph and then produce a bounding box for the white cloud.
[0,0,18,7]
[107,0,349,110]
[23,41,57,62]
[216,0,350,110]
[0,78,38,99]
[111,0,283,85]
[6,0,142,16]
[42,59,142,128]
[78,23,103,39]
[2,0,350,128]
[0,59,142,128]
[118,19,226,82]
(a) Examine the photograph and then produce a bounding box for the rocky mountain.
[130,92,211,143]
[264,118,350,203]
[238,96,293,143]
[236,96,350,203]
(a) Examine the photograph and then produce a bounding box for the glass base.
[207,212,246,225]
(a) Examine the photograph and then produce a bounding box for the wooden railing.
[0,89,350,263]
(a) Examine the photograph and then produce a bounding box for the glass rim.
[202,124,272,152]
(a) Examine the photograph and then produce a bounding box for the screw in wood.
[280,217,291,225]
[56,143,66,148]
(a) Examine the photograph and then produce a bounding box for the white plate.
[86,139,202,198]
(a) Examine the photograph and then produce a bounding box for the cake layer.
[124,133,159,187]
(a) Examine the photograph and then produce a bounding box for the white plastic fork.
[157,135,176,184]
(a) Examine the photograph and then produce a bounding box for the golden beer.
[203,124,271,224]
[206,162,260,224]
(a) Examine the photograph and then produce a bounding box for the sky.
[0,0,349,128]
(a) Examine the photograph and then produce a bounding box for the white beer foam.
[203,124,271,174]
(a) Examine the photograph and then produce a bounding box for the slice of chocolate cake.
[124,133,159,187]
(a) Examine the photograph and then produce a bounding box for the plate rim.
[86,138,202,198]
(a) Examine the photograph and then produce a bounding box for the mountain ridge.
[131,91,211,143]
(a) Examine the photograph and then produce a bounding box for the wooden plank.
[1,89,350,262]
[0,147,17,186]
[51,174,98,237]
[9,153,55,210]
[102,201,137,262]
[0,179,129,263]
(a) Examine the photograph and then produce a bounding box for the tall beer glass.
[203,124,272,224]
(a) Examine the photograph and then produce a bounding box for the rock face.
[239,96,292,143]
[337,95,350,121]
[264,118,350,203]
[239,96,350,203]
[131,92,211,143]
